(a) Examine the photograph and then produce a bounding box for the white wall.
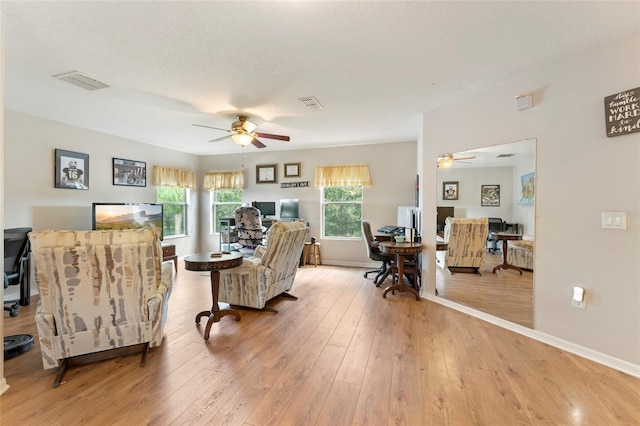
[3,110,200,257]
[422,32,640,366]
[3,110,416,268]
[198,141,417,266]
[437,166,515,221]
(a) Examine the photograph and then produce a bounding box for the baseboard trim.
[424,293,640,378]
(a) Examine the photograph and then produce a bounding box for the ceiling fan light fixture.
[438,153,454,168]
[439,157,454,168]
[233,115,258,133]
[231,133,254,147]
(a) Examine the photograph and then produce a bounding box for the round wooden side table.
[184,252,244,340]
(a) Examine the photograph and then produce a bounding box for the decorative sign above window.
[604,86,640,137]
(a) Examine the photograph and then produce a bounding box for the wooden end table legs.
[382,254,420,301]
[492,239,523,275]
[195,270,240,340]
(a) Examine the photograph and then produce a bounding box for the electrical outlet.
[572,286,586,309]
[602,212,626,230]
[572,299,586,309]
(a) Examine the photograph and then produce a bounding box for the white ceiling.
[2,1,639,156]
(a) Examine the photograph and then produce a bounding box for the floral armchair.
[30,227,173,387]
[436,217,489,275]
[218,220,308,312]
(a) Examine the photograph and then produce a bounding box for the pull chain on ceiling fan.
[193,115,290,149]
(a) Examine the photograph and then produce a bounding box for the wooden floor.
[2,264,639,425]
[436,251,534,328]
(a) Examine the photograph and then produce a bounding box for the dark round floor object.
[4,334,34,360]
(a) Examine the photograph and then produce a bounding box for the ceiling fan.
[437,153,476,168]
[193,115,290,149]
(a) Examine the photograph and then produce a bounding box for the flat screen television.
[252,201,276,217]
[92,203,164,240]
[279,198,299,220]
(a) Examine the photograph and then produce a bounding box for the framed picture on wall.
[113,158,147,187]
[55,149,89,190]
[284,162,301,178]
[481,184,500,206]
[256,164,278,184]
[443,181,458,200]
[518,172,535,205]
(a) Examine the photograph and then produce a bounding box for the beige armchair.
[436,217,489,275]
[30,227,173,387]
[219,221,308,313]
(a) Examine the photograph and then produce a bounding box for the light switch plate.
[602,212,626,230]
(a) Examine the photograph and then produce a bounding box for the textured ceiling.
[2,1,639,156]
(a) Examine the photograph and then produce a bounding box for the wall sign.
[604,87,640,137]
[281,181,309,188]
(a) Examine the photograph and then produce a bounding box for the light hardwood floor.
[2,263,638,425]
[436,251,534,328]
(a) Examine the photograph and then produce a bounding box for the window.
[322,185,363,238]
[156,186,189,238]
[211,189,242,234]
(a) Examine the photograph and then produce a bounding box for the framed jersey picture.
[55,149,89,190]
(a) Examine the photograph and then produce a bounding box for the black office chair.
[486,218,504,254]
[362,221,394,286]
[4,227,32,317]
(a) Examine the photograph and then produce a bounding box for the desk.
[379,241,423,301]
[184,252,244,340]
[492,233,523,275]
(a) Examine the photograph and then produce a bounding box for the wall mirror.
[435,138,536,328]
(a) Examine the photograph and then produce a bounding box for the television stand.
[161,243,178,272]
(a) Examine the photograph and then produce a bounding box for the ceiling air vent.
[298,96,323,110]
[52,71,109,91]
[497,154,515,158]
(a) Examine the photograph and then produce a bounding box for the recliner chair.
[436,217,489,275]
[4,227,32,317]
[361,220,394,286]
[30,227,173,387]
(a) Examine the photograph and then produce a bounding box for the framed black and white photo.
[256,164,278,184]
[442,181,458,200]
[55,149,89,190]
[113,158,147,187]
[481,184,500,206]
[284,162,301,178]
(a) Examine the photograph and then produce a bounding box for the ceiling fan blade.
[193,123,231,132]
[251,138,267,148]
[454,156,476,161]
[209,135,232,143]
[255,132,290,142]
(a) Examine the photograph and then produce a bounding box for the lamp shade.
[231,133,254,146]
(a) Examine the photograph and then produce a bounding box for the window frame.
[210,189,243,235]
[321,185,364,240]
[156,186,190,239]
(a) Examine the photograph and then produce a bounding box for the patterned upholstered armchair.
[30,227,173,387]
[436,217,489,275]
[507,238,534,270]
[219,221,308,313]
[234,205,265,251]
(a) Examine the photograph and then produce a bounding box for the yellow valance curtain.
[315,164,372,187]
[152,165,196,189]
[202,170,245,190]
